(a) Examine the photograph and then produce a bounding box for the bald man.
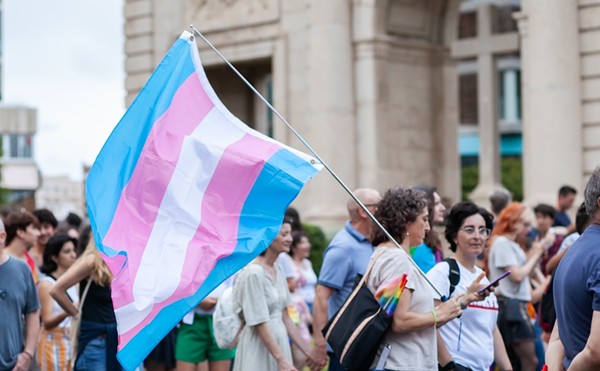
[307,188,381,371]
[0,218,40,371]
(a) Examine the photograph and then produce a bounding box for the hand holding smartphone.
[477,270,511,295]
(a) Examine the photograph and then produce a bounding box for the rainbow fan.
[375,273,409,317]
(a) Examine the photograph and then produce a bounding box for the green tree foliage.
[500,156,523,201]
[461,156,523,202]
[302,223,329,276]
[461,163,479,201]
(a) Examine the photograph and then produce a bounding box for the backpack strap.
[444,258,460,298]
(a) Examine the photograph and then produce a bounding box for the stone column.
[436,59,461,204]
[468,4,502,206]
[353,0,379,189]
[303,0,356,229]
[519,0,582,205]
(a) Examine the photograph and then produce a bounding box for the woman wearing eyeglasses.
[487,202,550,371]
[427,202,512,371]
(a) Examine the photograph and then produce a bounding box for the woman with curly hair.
[366,187,484,370]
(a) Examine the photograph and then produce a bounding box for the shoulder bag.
[69,279,92,368]
[321,249,392,371]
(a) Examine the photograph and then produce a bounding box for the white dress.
[233,263,291,371]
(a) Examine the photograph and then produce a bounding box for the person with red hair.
[487,202,551,371]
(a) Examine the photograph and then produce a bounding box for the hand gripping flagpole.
[190,25,448,301]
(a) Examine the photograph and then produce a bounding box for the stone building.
[36,175,85,220]
[123,0,600,230]
[0,105,40,210]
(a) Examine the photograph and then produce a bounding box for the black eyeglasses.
[459,226,491,238]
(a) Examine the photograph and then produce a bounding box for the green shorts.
[175,314,236,363]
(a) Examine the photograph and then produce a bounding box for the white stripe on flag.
[114,107,246,333]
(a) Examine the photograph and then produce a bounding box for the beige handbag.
[69,279,92,368]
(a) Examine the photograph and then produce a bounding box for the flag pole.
[189,25,447,301]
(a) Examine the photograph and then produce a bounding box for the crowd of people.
[1,167,600,371]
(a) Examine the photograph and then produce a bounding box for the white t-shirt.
[427,261,499,371]
[277,253,296,279]
[39,274,79,329]
[488,236,531,301]
[558,232,580,252]
[293,258,317,304]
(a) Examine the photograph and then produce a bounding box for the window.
[460,74,478,125]
[459,61,479,126]
[5,134,33,159]
[492,5,519,34]
[458,11,477,39]
[498,57,521,125]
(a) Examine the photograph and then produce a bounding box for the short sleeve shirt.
[318,221,373,318]
[488,236,531,301]
[410,243,436,273]
[235,263,291,327]
[554,211,571,228]
[427,260,499,371]
[558,232,580,253]
[277,253,296,279]
[367,247,437,370]
[554,224,600,369]
[0,257,40,370]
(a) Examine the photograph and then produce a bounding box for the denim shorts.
[75,336,106,371]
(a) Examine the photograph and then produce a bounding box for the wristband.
[431,309,438,328]
[22,350,33,360]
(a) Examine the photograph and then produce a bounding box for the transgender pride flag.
[86,31,322,370]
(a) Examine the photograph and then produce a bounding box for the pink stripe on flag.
[103,72,214,309]
[117,133,281,347]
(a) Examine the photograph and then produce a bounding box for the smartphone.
[478,270,511,295]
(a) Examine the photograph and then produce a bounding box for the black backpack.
[539,275,556,332]
[445,258,461,298]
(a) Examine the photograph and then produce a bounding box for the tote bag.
[322,250,392,371]
[69,279,92,368]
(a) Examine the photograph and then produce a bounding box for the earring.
[406,232,410,237]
